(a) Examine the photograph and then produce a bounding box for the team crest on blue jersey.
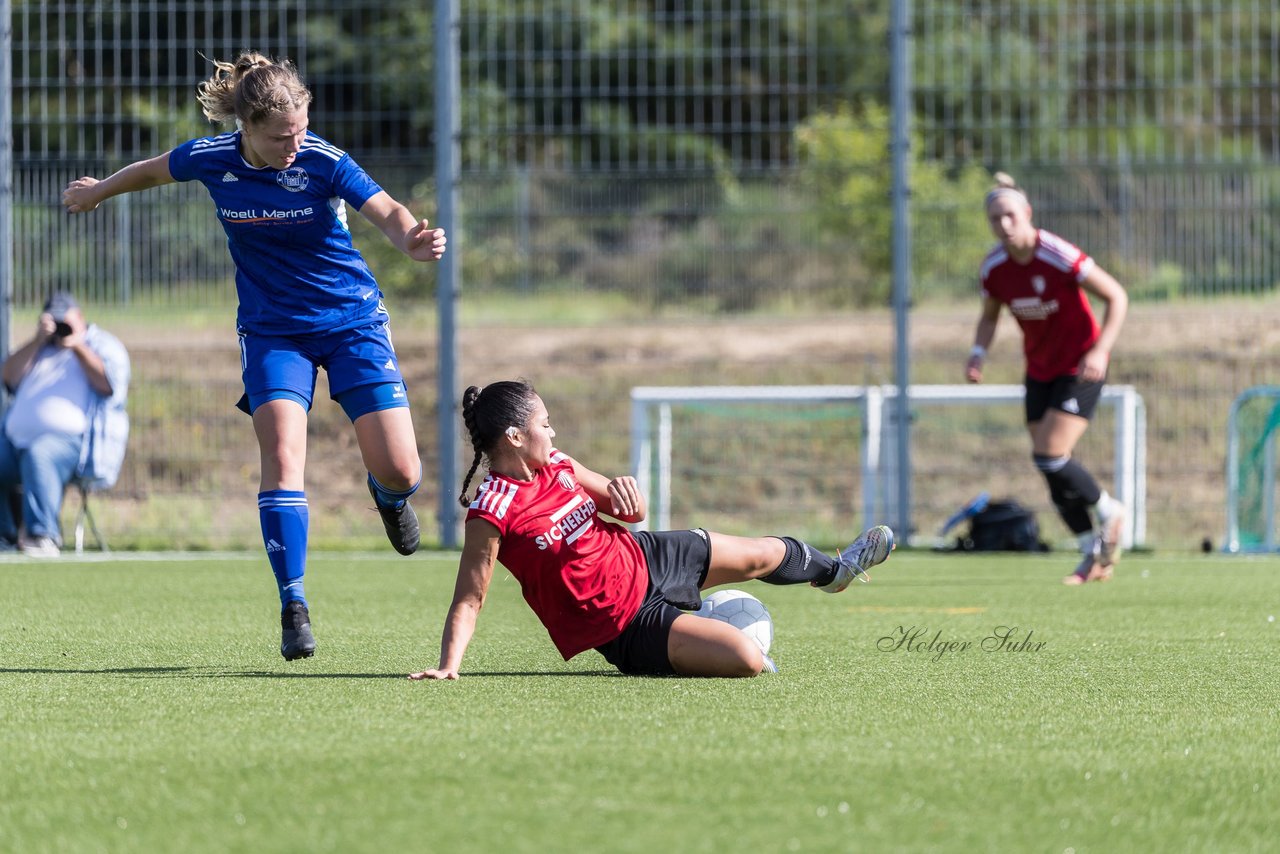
[557,472,576,492]
[276,166,310,193]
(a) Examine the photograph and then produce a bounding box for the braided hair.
[458,380,540,507]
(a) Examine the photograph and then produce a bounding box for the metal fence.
[7,0,1280,552]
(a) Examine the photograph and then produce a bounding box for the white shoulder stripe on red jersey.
[979,246,1009,281]
[1074,256,1096,281]
[1034,230,1085,273]
[550,449,568,464]
[471,476,518,519]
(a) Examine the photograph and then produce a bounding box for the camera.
[53,320,73,339]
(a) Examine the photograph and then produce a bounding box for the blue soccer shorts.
[237,319,409,421]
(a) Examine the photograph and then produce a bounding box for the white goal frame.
[629,384,1147,547]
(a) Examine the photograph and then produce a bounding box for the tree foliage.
[796,102,993,304]
[14,1,1280,306]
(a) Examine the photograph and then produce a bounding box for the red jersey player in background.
[966,172,1129,585]
[409,380,894,679]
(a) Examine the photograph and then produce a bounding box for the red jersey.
[979,229,1100,382]
[467,450,647,660]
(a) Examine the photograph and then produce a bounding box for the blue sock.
[367,472,420,509]
[259,490,309,609]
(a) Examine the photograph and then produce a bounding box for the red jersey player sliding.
[966,172,1129,585]
[409,380,894,680]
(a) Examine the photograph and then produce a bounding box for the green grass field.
[3,551,1278,853]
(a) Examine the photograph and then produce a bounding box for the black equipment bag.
[959,500,1048,552]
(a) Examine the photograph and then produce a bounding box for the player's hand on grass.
[62,177,103,213]
[408,668,458,681]
[404,219,447,262]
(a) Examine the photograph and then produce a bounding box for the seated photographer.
[0,292,130,556]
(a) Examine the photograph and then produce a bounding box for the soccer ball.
[697,589,773,654]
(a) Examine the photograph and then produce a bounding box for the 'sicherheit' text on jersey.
[467,450,647,660]
[979,229,1100,381]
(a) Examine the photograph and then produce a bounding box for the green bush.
[795,102,994,304]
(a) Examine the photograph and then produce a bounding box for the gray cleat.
[817,525,896,593]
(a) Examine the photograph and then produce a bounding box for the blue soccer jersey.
[169,130,386,335]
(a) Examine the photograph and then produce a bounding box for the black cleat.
[281,600,316,661]
[369,480,420,555]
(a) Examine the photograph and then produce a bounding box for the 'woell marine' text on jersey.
[979,229,1101,381]
[168,130,384,336]
[467,450,647,660]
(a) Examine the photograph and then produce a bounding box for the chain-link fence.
[8,1,1280,551]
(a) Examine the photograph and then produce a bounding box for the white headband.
[984,186,1029,208]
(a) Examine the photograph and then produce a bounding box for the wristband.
[970,344,987,360]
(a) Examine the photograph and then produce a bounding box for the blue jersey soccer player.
[64,52,448,660]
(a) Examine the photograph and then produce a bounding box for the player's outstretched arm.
[409,519,499,681]
[62,152,176,213]
[359,191,447,263]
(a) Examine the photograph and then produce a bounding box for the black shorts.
[1024,374,1105,423]
[594,529,711,676]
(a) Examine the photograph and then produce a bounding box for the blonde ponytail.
[196,52,311,127]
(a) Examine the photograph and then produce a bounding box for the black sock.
[1034,454,1101,535]
[1055,502,1094,535]
[760,537,839,586]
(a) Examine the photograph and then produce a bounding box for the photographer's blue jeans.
[0,431,83,544]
